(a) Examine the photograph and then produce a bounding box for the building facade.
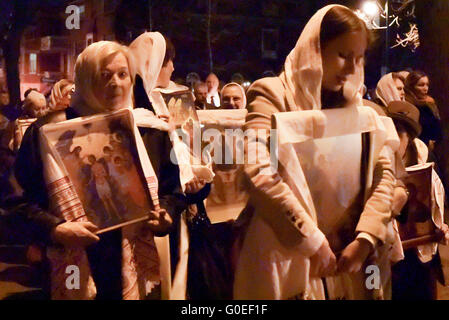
[19,0,119,97]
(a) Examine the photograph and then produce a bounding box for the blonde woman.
[14,41,187,299]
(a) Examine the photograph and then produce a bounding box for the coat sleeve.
[356,147,396,245]
[243,78,325,257]
[13,122,65,245]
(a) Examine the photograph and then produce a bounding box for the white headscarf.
[220,82,247,108]
[130,31,214,187]
[129,32,166,101]
[282,4,365,111]
[71,41,135,115]
[375,73,403,106]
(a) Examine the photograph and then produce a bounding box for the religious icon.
[40,109,155,233]
[161,89,199,129]
[197,109,249,223]
[398,163,436,242]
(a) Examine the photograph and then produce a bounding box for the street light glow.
[362,1,379,17]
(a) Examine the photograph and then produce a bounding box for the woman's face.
[221,85,244,109]
[414,76,429,99]
[321,31,367,92]
[157,59,174,88]
[394,78,405,101]
[94,52,132,111]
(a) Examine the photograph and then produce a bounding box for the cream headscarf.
[220,82,247,108]
[282,4,365,111]
[71,41,135,115]
[24,90,48,118]
[129,32,186,117]
[130,31,214,183]
[375,73,403,106]
[129,32,166,106]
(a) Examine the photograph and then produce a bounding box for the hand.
[309,240,337,277]
[185,177,206,194]
[337,238,372,274]
[51,221,100,247]
[157,114,170,122]
[157,114,176,133]
[147,208,173,235]
[437,223,449,245]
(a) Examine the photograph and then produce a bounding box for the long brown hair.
[404,70,428,96]
[320,6,374,50]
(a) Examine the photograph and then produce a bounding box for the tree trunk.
[3,30,22,107]
[414,0,449,191]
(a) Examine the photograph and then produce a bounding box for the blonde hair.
[71,41,136,114]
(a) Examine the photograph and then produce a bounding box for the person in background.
[14,41,187,300]
[22,90,48,119]
[234,4,396,300]
[374,72,406,109]
[206,73,221,108]
[220,82,247,110]
[404,70,444,191]
[386,100,449,300]
[404,70,442,150]
[193,81,213,110]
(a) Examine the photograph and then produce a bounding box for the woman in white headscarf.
[131,32,232,300]
[15,41,187,300]
[233,5,397,300]
[130,32,213,187]
[220,82,247,109]
[375,72,406,107]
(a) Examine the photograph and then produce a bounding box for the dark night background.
[0,0,423,91]
[0,1,447,179]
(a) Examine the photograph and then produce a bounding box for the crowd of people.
[0,4,448,300]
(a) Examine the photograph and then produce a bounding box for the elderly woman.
[234,5,397,299]
[14,41,187,300]
[220,82,247,110]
